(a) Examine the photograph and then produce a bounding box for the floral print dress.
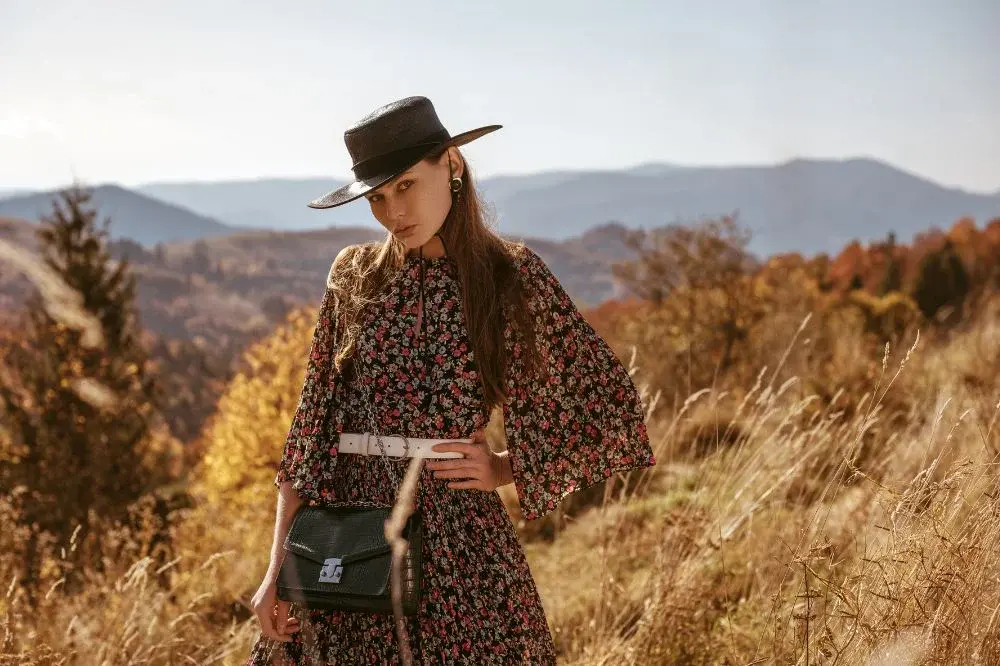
[246,244,656,665]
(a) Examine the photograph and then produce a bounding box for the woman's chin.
[397,232,423,248]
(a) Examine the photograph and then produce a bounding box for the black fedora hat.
[307,96,501,209]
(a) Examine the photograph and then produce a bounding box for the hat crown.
[306,95,500,209]
[344,96,449,167]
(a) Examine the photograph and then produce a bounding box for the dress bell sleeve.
[501,247,657,521]
[274,259,345,500]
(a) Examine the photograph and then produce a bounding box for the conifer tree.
[878,230,903,296]
[912,238,970,323]
[0,185,167,596]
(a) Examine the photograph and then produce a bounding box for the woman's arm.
[264,481,304,583]
[492,450,514,488]
[250,481,304,642]
[498,246,656,520]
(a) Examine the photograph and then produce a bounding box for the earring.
[449,175,463,201]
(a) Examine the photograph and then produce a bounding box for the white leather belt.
[338,432,468,459]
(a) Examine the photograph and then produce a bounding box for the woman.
[246,96,656,665]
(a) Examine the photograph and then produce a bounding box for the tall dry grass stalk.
[385,456,425,666]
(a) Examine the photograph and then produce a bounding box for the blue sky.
[2,0,998,192]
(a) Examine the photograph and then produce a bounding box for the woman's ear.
[442,146,464,180]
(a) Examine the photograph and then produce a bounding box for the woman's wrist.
[492,450,514,488]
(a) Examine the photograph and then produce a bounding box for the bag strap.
[352,236,451,506]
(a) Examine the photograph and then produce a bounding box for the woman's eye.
[368,194,382,203]
[399,179,413,191]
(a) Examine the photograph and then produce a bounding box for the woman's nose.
[386,197,406,220]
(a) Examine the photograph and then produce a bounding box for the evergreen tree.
[878,230,903,296]
[188,239,212,274]
[912,238,970,323]
[0,185,166,598]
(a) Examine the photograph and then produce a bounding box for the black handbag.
[275,247,440,616]
[275,502,423,615]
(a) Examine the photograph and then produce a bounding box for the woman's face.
[364,147,461,252]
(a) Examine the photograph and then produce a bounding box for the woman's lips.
[396,225,416,236]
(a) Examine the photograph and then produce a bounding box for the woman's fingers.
[430,429,489,457]
[275,600,295,634]
[256,599,298,642]
[430,441,477,457]
[448,479,486,490]
[433,468,477,480]
[252,582,287,642]
[425,458,474,471]
[428,429,495,491]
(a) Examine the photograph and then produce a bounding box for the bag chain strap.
[345,241,439,509]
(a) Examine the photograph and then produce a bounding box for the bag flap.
[283,505,392,566]
[285,539,391,566]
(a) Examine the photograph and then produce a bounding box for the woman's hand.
[427,429,513,491]
[250,576,300,643]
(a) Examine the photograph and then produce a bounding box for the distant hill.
[131,157,1000,257]
[137,173,595,232]
[0,219,634,355]
[138,178,351,233]
[484,158,1000,256]
[0,185,245,246]
[0,215,37,245]
[11,157,1000,257]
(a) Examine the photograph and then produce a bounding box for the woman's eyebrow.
[368,171,416,198]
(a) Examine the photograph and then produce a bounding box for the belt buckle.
[384,434,410,462]
[364,431,408,461]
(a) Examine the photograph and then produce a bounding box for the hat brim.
[307,124,502,210]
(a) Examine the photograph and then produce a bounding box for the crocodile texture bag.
[275,502,423,615]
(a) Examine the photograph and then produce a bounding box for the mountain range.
[2,157,998,256]
[136,157,1000,256]
[0,185,247,245]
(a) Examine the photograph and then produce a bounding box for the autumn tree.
[147,334,232,454]
[0,186,172,599]
[611,214,764,395]
[194,303,319,510]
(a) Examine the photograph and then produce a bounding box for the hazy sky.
[2,0,998,192]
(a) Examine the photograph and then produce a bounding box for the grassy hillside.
[5,214,1000,664]
[4,288,1000,663]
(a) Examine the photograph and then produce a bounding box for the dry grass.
[6,280,1000,663]
[525,309,1000,665]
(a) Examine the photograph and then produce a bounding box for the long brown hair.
[327,146,543,412]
